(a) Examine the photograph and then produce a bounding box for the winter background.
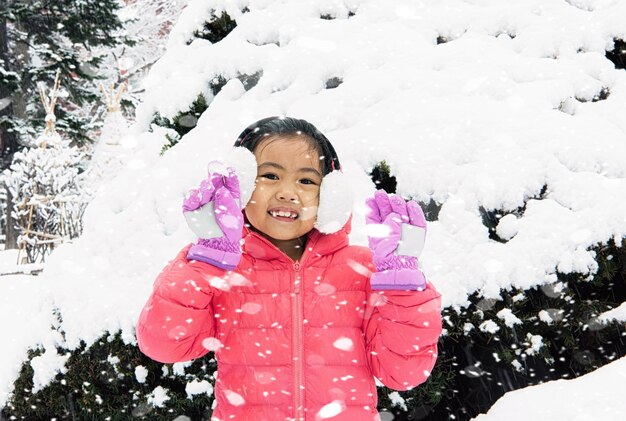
[1,0,626,419]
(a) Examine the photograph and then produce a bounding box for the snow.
[201,337,223,351]
[135,365,148,383]
[600,301,626,322]
[0,249,41,274]
[511,360,523,372]
[538,308,566,324]
[496,308,522,327]
[147,385,170,408]
[0,97,12,113]
[30,347,69,393]
[185,379,214,399]
[0,273,59,399]
[333,337,354,352]
[1,0,626,414]
[388,391,407,411]
[99,0,187,101]
[473,356,626,421]
[479,320,500,334]
[173,361,193,376]
[107,354,119,365]
[223,389,245,406]
[99,111,128,146]
[316,400,346,419]
[524,333,544,356]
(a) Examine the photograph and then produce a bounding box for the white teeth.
[271,210,297,219]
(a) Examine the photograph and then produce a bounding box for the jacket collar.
[242,216,352,263]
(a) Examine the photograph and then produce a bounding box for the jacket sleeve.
[363,275,442,391]
[136,244,225,364]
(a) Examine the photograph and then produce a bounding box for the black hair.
[233,116,341,176]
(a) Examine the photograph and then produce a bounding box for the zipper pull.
[294,261,301,293]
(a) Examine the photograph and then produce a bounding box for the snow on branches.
[1,143,89,263]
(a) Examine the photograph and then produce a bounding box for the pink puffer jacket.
[136,222,442,421]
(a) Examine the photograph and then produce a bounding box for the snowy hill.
[2,0,626,416]
[473,355,626,421]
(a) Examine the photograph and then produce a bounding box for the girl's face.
[245,136,322,248]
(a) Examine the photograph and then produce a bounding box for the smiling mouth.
[268,210,298,221]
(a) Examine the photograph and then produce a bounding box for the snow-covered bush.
[435,238,626,419]
[0,140,88,263]
[4,332,216,419]
[3,0,626,420]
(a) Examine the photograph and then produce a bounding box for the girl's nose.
[276,188,299,203]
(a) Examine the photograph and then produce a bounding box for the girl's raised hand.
[183,162,245,270]
[365,190,427,290]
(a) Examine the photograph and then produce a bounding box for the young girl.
[136,117,442,421]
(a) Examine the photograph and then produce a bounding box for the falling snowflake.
[241,302,262,314]
[316,400,346,419]
[333,337,354,351]
[314,283,337,296]
[224,390,245,406]
[202,337,223,351]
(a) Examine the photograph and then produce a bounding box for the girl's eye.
[260,173,278,180]
[300,178,317,185]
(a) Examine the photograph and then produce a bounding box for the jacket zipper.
[293,261,305,421]
[242,231,318,420]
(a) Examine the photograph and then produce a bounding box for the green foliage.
[0,61,20,91]
[153,74,236,154]
[2,1,121,47]
[479,184,548,242]
[2,332,217,420]
[153,93,210,154]
[56,109,101,147]
[421,237,626,420]
[377,356,456,419]
[606,38,626,70]
[369,161,397,194]
[0,114,37,141]
[191,9,248,44]
[1,0,128,151]
[369,161,442,221]
[159,132,182,156]
[120,97,141,120]
[365,163,624,419]
[151,67,267,154]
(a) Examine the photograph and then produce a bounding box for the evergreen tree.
[0,0,121,151]
[1,141,87,263]
[0,0,126,247]
[1,67,88,263]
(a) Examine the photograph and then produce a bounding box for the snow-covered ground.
[473,355,626,421]
[0,249,34,275]
[0,270,56,398]
[2,0,626,415]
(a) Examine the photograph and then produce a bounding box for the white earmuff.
[315,170,353,234]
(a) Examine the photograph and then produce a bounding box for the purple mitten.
[183,163,244,270]
[365,190,427,290]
